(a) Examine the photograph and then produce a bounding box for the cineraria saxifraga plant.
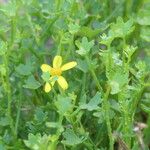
[0,0,150,150]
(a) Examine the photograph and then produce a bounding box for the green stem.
[26,13,39,45]
[125,0,132,18]
[119,92,131,148]
[64,35,74,61]
[122,38,126,69]
[85,56,103,92]
[56,32,63,55]
[55,0,61,11]
[103,85,114,150]
[104,1,123,23]
[10,17,16,46]
[80,73,86,98]
[124,102,131,147]
[48,141,57,150]
[40,16,59,44]
[85,55,109,149]
[49,115,63,150]
[4,55,15,136]
[15,83,22,136]
[131,86,144,122]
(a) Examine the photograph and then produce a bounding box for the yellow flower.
[41,55,77,92]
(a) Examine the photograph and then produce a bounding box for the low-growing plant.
[0,0,150,150]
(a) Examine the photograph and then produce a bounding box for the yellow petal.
[61,61,77,71]
[57,76,68,90]
[41,64,52,72]
[44,82,52,93]
[53,55,62,68]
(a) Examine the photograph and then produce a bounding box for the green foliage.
[55,95,73,115]
[0,0,150,150]
[62,128,87,146]
[80,92,102,111]
[0,41,7,56]
[23,75,41,89]
[109,17,134,38]
[41,72,50,82]
[24,133,51,150]
[76,37,94,56]
[68,23,80,35]
[16,63,33,76]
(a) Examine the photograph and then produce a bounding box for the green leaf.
[0,24,9,33]
[124,45,137,58]
[23,75,41,89]
[3,131,12,145]
[55,95,73,115]
[93,109,105,124]
[24,133,50,150]
[76,59,88,73]
[68,23,80,34]
[34,108,48,123]
[61,32,72,44]
[110,81,120,95]
[0,1,16,17]
[0,41,7,56]
[110,99,120,112]
[112,53,122,66]
[141,104,150,113]
[109,17,134,38]
[76,37,94,56]
[41,72,50,82]
[109,68,128,95]
[100,33,113,46]
[0,117,10,126]
[62,128,86,146]
[137,2,150,25]
[135,61,146,71]
[77,26,101,38]
[94,107,116,123]
[80,92,102,111]
[135,61,146,79]
[46,122,60,128]
[46,122,64,133]
[15,63,33,76]
[0,143,6,150]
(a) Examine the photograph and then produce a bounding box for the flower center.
[51,68,62,76]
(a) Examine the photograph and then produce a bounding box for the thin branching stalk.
[86,53,113,149]
[103,85,114,150]
[15,83,22,136]
[4,54,15,136]
[118,91,131,148]
[85,56,103,92]
[120,37,132,147]
[50,115,63,150]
